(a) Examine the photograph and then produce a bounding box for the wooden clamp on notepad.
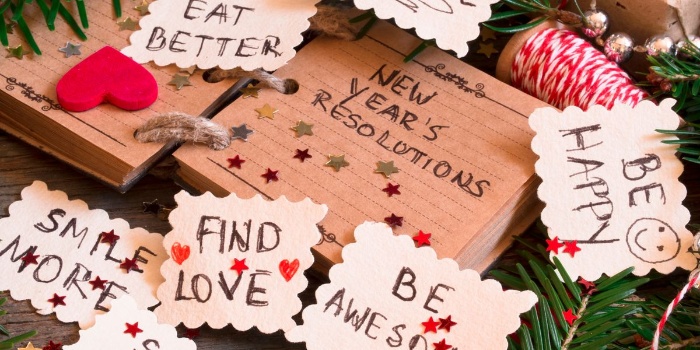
[172,20,552,274]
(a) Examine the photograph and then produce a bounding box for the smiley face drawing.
[626,218,681,263]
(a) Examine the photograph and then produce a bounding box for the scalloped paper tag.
[0,181,167,329]
[154,191,327,332]
[353,0,498,57]
[530,100,697,280]
[286,222,537,349]
[121,0,319,70]
[64,295,196,350]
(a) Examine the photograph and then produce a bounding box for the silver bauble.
[582,9,609,38]
[604,32,634,63]
[645,35,676,56]
[677,35,700,58]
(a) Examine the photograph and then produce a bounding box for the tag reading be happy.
[122,0,319,71]
[154,191,327,333]
[286,222,537,349]
[530,100,697,280]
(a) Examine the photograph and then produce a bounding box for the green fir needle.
[76,0,88,28]
[113,0,121,18]
[0,19,7,47]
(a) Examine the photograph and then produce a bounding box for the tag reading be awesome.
[122,0,319,71]
[286,222,537,349]
[530,100,696,280]
[353,0,498,57]
[0,181,166,329]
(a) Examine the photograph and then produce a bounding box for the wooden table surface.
[3,41,700,350]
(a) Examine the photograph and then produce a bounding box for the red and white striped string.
[511,28,648,110]
[651,272,700,350]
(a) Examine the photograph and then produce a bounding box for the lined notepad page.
[0,0,230,169]
[174,21,548,265]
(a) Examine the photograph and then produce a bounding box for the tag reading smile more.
[0,181,167,329]
[155,191,327,332]
[353,0,498,57]
[530,99,696,280]
[286,222,537,349]
[122,0,319,71]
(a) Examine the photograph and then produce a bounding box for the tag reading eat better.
[155,191,327,332]
[286,222,537,349]
[64,296,196,350]
[353,0,498,57]
[0,181,167,329]
[121,0,319,71]
[530,99,696,280]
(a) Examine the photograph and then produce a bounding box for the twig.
[561,294,590,350]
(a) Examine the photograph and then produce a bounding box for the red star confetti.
[100,230,120,244]
[563,308,577,326]
[48,293,66,307]
[384,213,403,228]
[120,257,139,273]
[413,230,432,247]
[89,276,108,290]
[433,339,453,350]
[563,240,581,257]
[293,148,312,162]
[438,315,457,332]
[421,316,440,334]
[21,251,39,265]
[545,236,564,254]
[261,168,279,183]
[42,341,63,350]
[230,258,249,275]
[227,155,245,169]
[124,322,143,338]
[382,183,401,197]
[184,327,200,339]
[577,277,597,295]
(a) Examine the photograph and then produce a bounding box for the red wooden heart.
[171,242,190,265]
[279,259,300,282]
[56,46,158,112]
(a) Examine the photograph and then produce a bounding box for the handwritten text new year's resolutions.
[0,209,159,310]
[144,1,282,60]
[311,64,491,198]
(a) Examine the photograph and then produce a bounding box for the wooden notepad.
[173,21,549,272]
[0,1,232,192]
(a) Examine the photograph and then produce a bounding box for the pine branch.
[483,0,582,34]
[561,294,590,350]
[0,295,36,350]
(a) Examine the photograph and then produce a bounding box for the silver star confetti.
[58,42,82,58]
[231,123,254,141]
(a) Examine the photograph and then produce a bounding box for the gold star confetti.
[240,84,260,98]
[375,160,399,178]
[291,120,314,137]
[168,74,192,90]
[117,17,138,31]
[179,65,196,74]
[477,42,499,58]
[325,154,349,172]
[255,103,278,120]
[134,1,150,15]
[480,26,497,41]
[6,44,29,59]
[19,343,39,350]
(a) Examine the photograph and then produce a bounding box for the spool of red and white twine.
[496,22,648,110]
[651,272,700,350]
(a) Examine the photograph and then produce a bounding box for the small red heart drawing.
[279,259,300,282]
[171,242,190,265]
[56,46,158,112]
